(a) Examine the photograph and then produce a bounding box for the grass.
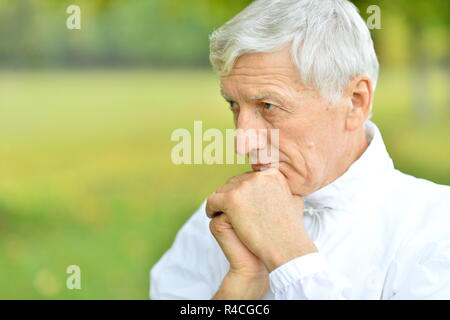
[0,69,448,299]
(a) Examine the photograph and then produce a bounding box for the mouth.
[251,162,279,172]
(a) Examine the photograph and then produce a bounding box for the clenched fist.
[207,168,317,275]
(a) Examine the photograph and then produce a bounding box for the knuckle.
[239,179,250,188]
[226,175,238,184]
[226,190,239,204]
[253,172,266,182]
[206,195,213,206]
[254,171,265,179]
[206,195,217,218]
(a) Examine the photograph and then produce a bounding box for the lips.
[251,162,279,171]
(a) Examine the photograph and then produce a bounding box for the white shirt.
[150,120,450,299]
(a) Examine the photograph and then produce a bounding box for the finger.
[209,211,230,228]
[226,171,254,184]
[215,183,234,194]
[215,172,254,193]
[209,214,255,262]
[258,168,291,191]
[205,192,227,218]
[209,213,234,242]
[257,167,279,176]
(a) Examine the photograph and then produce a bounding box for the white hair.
[209,0,379,108]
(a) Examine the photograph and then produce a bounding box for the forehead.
[220,47,301,95]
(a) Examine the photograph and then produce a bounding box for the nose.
[235,108,267,156]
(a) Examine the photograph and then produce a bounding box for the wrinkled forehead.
[219,50,307,102]
[224,48,297,79]
[220,49,302,94]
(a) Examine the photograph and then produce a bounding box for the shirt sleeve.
[269,252,353,299]
[150,201,228,300]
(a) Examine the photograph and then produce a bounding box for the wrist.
[264,240,318,272]
[212,271,269,300]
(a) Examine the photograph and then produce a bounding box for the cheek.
[278,164,308,195]
[280,135,316,165]
[278,138,320,179]
[304,140,315,153]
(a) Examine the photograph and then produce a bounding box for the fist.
[207,168,317,272]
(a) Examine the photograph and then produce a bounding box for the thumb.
[209,214,257,263]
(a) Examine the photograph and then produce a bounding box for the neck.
[323,126,369,189]
[351,126,370,165]
[302,120,395,211]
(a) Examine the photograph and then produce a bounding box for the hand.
[209,212,268,279]
[208,174,269,299]
[207,168,317,272]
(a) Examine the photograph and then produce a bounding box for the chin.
[280,169,310,196]
[282,173,304,196]
[288,182,308,197]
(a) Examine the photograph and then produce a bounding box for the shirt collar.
[302,120,394,211]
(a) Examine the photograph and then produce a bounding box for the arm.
[150,201,227,299]
[213,271,268,300]
[269,252,352,299]
[208,211,270,299]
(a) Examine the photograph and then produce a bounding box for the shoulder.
[380,172,450,298]
[388,169,450,218]
[377,169,450,245]
[379,169,450,215]
[384,169,450,257]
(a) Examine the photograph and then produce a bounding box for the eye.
[228,101,239,109]
[263,102,277,111]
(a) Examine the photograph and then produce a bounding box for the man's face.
[220,47,354,196]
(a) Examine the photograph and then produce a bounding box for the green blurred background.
[0,0,448,299]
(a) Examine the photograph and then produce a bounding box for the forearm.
[212,271,269,300]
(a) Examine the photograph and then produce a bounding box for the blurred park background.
[0,0,448,299]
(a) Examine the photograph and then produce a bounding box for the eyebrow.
[220,91,232,101]
[220,90,294,113]
[220,91,284,103]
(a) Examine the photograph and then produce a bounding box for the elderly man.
[150,0,450,299]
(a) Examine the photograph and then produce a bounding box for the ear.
[344,75,373,131]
